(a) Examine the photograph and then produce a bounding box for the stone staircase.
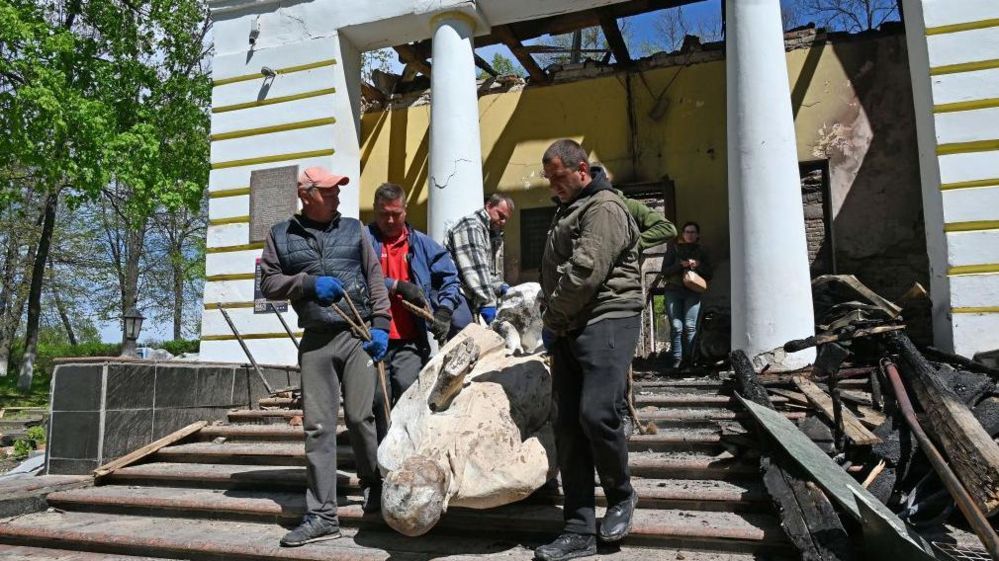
[0,374,797,560]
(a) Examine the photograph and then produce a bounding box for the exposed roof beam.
[474,53,498,77]
[393,44,431,78]
[598,10,632,65]
[492,24,548,84]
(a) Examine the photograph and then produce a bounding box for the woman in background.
[660,221,712,368]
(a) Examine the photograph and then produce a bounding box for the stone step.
[0,510,790,560]
[40,487,787,552]
[95,468,768,512]
[150,442,756,480]
[198,424,726,452]
[0,545,164,560]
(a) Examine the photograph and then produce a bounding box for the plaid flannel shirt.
[445,208,504,310]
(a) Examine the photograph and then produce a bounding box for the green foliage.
[479,52,523,79]
[1,339,120,408]
[12,438,34,460]
[26,424,46,444]
[154,339,199,356]
[0,0,211,215]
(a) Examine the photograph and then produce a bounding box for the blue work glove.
[315,276,345,305]
[541,328,556,352]
[362,328,389,362]
[498,283,510,297]
[480,306,497,324]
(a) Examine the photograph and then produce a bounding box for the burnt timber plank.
[792,376,880,446]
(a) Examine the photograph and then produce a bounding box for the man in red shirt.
[365,183,470,443]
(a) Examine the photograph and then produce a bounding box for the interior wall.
[358,30,927,318]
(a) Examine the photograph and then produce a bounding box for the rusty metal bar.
[268,302,299,349]
[216,303,275,395]
[882,359,999,561]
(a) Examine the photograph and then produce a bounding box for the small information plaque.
[249,165,298,243]
[254,258,288,314]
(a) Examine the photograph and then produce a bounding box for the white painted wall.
[904,0,999,357]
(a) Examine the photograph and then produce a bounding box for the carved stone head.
[380,455,449,536]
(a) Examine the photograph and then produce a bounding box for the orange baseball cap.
[298,166,349,189]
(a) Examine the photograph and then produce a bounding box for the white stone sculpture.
[377,323,555,536]
[491,282,544,355]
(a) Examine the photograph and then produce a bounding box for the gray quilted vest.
[271,215,372,331]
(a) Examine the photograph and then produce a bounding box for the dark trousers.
[299,329,380,523]
[374,339,429,442]
[550,315,641,536]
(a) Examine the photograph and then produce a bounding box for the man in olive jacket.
[536,139,644,561]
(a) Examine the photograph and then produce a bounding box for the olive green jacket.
[614,189,677,252]
[540,170,644,334]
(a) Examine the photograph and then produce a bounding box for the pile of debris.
[732,275,999,560]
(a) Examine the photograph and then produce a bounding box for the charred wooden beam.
[492,25,548,84]
[597,10,631,65]
[474,53,498,77]
[732,350,856,561]
[885,332,999,516]
[393,44,432,78]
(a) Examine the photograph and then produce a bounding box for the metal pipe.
[267,302,299,349]
[882,359,999,561]
[216,303,275,395]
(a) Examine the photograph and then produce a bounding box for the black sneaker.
[280,514,341,547]
[362,482,382,514]
[598,491,638,542]
[534,533,597,561]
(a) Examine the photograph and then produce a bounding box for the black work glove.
[394,280,427,307]
[430,307,453,344]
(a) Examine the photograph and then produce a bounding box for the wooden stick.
[793,376,881,446]
[336,294,392,427]
[862,460,887,488]
[400,299,435,322]
[94,421,206,478]
[626,366,656,435]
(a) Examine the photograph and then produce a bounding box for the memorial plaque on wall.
[249,165,299,243]
[254,258,288,313]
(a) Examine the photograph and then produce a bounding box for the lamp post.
[121,307,145,358]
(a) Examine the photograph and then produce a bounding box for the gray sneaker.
[280,514,341,547]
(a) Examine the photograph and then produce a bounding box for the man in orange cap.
[260,166,391,546]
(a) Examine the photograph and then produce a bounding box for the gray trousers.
[299,329,380,523]
[374,339,428,442]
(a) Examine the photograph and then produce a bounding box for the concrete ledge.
[0,474,93,518]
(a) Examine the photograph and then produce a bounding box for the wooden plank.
[793,377,880,446]
[769,388,809,406]
[731,350,856,561]
[598,9,632,64]
[492,25,548,84]
[474,53,498,77]
[887,332,999,516]
[93,421,207,478]
[392,44,431,77]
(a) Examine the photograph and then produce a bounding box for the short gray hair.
[374,183,407,206]
[486,193,515,212]
[542,139,589,169]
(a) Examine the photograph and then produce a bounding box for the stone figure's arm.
[259,230,314,301]
[544,203,631,328]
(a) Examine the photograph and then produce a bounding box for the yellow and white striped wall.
[904,0,999,357]
[199,29,364,365]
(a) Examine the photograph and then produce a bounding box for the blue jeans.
[666,289,701,365]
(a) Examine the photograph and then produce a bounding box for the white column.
[428,12,484,242]
[726,0,816,370]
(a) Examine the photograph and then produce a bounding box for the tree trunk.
[48,256,77,346]
[172,245,184,341]
[120,219,147,356]
[18,190,59,392]
[0,232,21,377]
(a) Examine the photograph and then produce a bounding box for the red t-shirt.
[380,230,419,341]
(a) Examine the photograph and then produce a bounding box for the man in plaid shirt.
[445,194,514,324]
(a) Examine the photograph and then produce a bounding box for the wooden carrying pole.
[334,294,392,427]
